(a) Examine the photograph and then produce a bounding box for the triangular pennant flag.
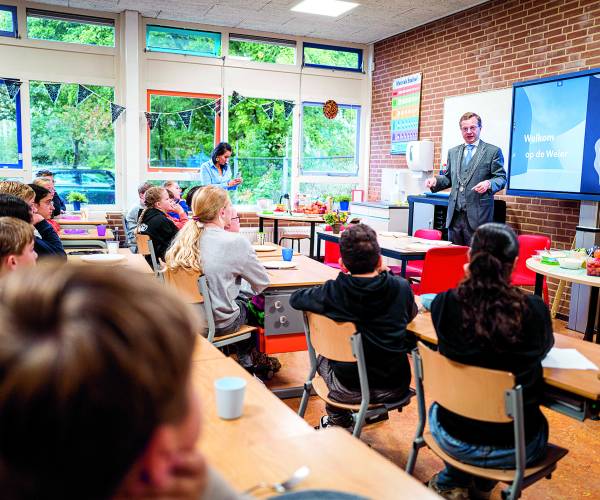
[283,100,295,120]
[178,110,193,130]
[144,112,161,130]
[110,103,126,123]
[3,79,21,100]
[261,101,275,120]
[76,85,93,106]
[230,91,243,109]
[215,98,221,115]
[44,83,62,104]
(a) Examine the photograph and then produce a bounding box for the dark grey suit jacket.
[431,140,506,229]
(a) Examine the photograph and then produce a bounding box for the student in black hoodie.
[136,186,179,264]
[290,223,417,429]
[427,223,553,500]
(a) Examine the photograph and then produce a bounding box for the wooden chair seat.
[423,432,568,482]
[213,324,256,343]
[280,233,310,239]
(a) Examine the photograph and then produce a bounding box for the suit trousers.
[449,210,475,246]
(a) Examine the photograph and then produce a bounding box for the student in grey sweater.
[125,181,152,250]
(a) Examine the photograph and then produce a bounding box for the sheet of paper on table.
[378,231,408,238]
[542,348,599,370]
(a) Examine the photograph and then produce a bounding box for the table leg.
[259,217,264,233]
[534,273,544,296]
[309,223,316,259]
[316,233,322,260]
[583,286,599,342]
[273,219,279,244]
[401,259,407,277]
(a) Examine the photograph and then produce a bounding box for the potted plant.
[335,194,351,211]
[67,191,89,212]
[323,210,349,234]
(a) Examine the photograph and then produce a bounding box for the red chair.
[390,229,443,278]
[511,234,551,304]
[323,225,345,269]
[411,246,469,295]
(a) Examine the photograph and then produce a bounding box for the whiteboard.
[441,88,513,170]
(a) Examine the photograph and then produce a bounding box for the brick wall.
[370,0,600,316]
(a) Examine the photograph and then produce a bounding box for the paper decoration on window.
[323,100,338,119]
[230,91,243,109]
[3,79,21,100]
[44,83,62,104]
[283,100,295,120]
[261,101,275,120]
[215,98,221,115]
[76,85,93,106]
[110,103,126,123]
[144,112,161,130]
[178,110,193,130]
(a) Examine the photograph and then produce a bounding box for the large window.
[303,42,362,72]
[147,90,221,173]
[27,10,115,47]
[301,102,360,176]
[0,5,17,38]
[0,79,22,169]
[30,81,116,205]
[229,34,295,64]
[228,96,293,204]
[146,25,221,57]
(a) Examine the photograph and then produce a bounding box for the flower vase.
[332,223,341,234]
[73,201,81,211]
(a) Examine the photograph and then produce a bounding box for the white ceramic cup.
[214,376,247,420]
[107,241,119,254]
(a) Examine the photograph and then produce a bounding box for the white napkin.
[542,348,599,370]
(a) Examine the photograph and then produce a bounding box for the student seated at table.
[290,223,417,429]
[0,183,66,260]
[35,169,66,216]
[126,181,152,250]
[136,186,179,264]
[0,263,239,500]
[0,216,37,274]
[166,188,190,229]
[164,180,190,212]
[29,183,60,234]
[427,223,554,500]
[165,185,280,378]
[185,185,202,209]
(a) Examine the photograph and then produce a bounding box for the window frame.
[26,9,116,47]
[0,5,17,38]
[0,78,23,169]
[300,101,361,177]
[146,25,221,58]
[146,89,222,174]
[228,33,297,65]
[302,42,363,72]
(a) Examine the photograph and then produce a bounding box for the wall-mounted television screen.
[506,68,600,201]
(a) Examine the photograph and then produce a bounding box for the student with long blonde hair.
[166,185,279,376]
[136,186,178,263]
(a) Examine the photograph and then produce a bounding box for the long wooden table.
[407,310,600,420]
[192,339,437,498]
[257,212,326,258]
[67,248,153,274]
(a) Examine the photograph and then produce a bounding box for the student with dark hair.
[198,142,242,190]
[290,223,417,429]
[29,184,59,233]
[427,223,553,499]
[185,185,202,209]
[36,169,66,216]
[0,263,239,499]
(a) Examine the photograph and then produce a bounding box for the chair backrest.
[198,275,217,341]
[304,311,357,362]
[414,228,442,240]
[323,225,345,264]
[135,233,151,256]
[417,246,469,295]
[417,342,515,422]
[513,234,551,278]
[163,267,204,304]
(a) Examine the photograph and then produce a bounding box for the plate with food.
[80,254,126,265]
[252,244,277,252]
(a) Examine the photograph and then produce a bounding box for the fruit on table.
[587,258,600,276]
[594,249,600,259]
[274,204,286,212]
[303,201,327,214]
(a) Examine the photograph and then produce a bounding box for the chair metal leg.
[298,380,313,417]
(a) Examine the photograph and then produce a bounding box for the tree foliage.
[0,10,13,32]
[0,85,18,165]
[27,17,114,46]
[229,39,295,64]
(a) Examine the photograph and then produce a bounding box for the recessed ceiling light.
[291,0,359,18]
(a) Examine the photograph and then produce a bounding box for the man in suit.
[425,112,506,245]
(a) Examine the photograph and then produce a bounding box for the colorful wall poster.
[390,73,422,155]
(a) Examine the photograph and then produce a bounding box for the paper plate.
[64,228,88,235]
[253,244,277,252]
[80,254,126,265]
[262,260,297,269]
[272,490,367,500]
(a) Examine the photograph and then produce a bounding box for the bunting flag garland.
[178,110,193,130]
[44,83,62,103]
[230,90,243,109]
[261,101,275,120]
[110,103,126,123]
[144,112,161,130]
[215,98,221,115]
[283,100,295,120]
[3,79,21,100]
[76,84,93,106]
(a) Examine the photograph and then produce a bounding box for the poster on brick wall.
[390,73,421,155]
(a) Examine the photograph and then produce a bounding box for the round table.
[526,257,600,343]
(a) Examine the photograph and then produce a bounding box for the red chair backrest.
[418,246,470,295]
[324,225,346,264]
[513,234,551,278]
[414,229,442,240]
